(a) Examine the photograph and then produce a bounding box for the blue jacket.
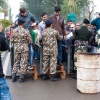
[0,32,8,78]
[15,11,39,31]
[91,18,100,31]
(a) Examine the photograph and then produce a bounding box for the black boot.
[43,74,49,80]
[12,73,17,82]
[72,71,77,79]
[19,74,26,83]
[50,74,59,81]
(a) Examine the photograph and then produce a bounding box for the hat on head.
[18,18,25,23]
[55,6,61,11]
[45,19,52,27]
[83,19,90,24]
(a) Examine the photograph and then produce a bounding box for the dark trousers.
[57,40,62,63]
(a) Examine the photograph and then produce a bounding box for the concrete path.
[7,77,100,100]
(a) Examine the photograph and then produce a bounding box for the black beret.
[45,19,52,26]
[83,19,90,24]
[55,6,61,11]
[18,18,25,23]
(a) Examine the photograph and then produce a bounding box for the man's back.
[91,18,100,31]
[11,26,32,53]
[42,27,62,55]
[74,26,92,41]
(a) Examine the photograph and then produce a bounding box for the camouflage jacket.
[74,40,89,47]
[42,27,62,56]
[11,26,32,53]
[95,30,100,48]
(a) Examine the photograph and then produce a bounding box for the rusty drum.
[76,53,100,94]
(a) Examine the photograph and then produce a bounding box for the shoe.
[35,58,38,60]
[19,74,26,83]
[58,62,63,66]
[70,70,76,73]
[36,59,39,63]
[28,66,33,70]
[50,74,59,81]
[12,73,17,82]
[19,78,26,83]
[71,71,77,79]
[43,74,49,80]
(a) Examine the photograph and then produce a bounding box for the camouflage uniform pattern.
[95,30,100,53]
[74,40,88,68]
[42,28,62,74]
[11,26,32,74]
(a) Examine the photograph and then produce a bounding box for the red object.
[8,28,12,38]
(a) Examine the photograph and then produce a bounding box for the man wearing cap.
[11,18,32,82]
[49,6,65,65]
[42,19,62,81]
[73,19,92,78]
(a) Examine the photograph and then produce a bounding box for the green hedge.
[0,19,12,32]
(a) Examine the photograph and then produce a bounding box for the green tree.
[61,0,92,22]
[0,0,8,18]
[23,0,63,21]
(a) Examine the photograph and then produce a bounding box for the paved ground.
[2,51,100,100]
[7,76,100,100]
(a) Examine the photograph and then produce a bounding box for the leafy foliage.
[0,0,8,17]
[0,19,11,32]
[22,0,91,22]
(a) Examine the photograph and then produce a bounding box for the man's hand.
[0,24,3,32]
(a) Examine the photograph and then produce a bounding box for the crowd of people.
[4,6,100,81]
[1,5,100,99]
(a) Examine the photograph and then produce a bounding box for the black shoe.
[19,74,26,83]
[12,73,17,82]
[43,74,49,80]
[50,74,59,81]
[58,62,63,66]
[72,76,77,79]
[71,72,77,79]
[19,78,26,83]
[70,70,76,74]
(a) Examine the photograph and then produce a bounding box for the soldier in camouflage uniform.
[11,18,32,82]
[42,19,62,81]
[73,19,92,78]
[95,30,100,53]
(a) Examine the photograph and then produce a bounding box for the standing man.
[15,7,39,31]
[38,12,48,39]
[0,23,12,99]
[42,19,62,81]
[11,18,32,83]
[91,13,100,31]
[73,19,92,78]
[49,6,65,65]
[15,7,39,68]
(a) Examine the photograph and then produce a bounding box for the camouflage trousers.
[43,55,57,74]
[12,52,29,74]
[74,45,87,69]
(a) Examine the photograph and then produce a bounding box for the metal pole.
[10,43,14,71]
[39,46,43,74]
[67,47,70,75]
